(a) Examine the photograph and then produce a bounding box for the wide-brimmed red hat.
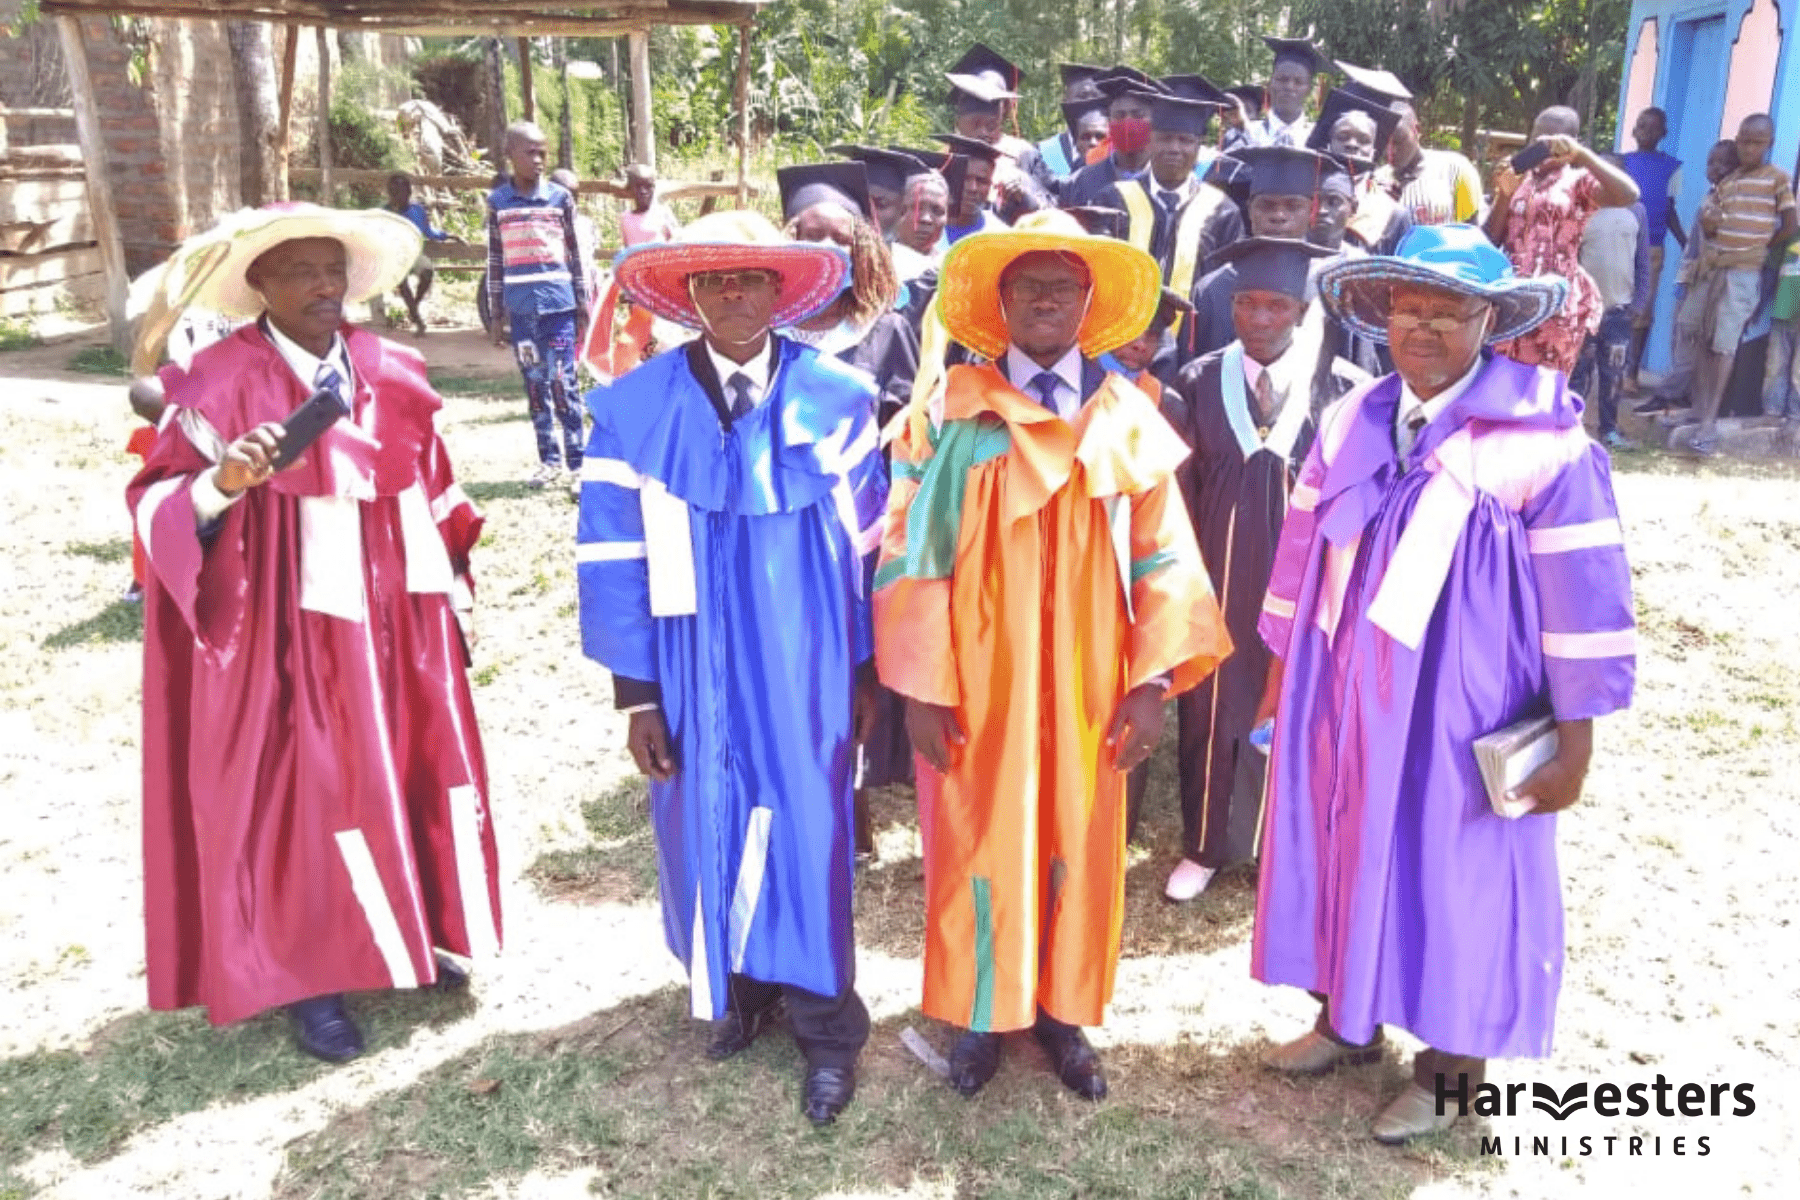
[611,210,850,330]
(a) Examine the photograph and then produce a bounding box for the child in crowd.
[384,172,462,335]
[618,162,679,247]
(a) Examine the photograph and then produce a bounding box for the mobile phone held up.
[270,387,351,470]
[1509,141,1553,175]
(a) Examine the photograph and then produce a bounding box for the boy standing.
[486,121,589,492]
[619,162,680,248]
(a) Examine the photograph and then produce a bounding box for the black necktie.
[1399,407,1427,457]
[1159,188,1183,213]
[726,371,754,420]
[1029,370,1061,414]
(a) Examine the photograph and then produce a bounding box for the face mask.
[1110,117,1152,155]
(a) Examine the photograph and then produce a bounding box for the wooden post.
[316,26,333,205]
[277,23,299,194]
[627,29,653,168]
[54,15,129,356]
[733,21,751,206]
[517,38,535,122]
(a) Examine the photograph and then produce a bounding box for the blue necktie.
[314,361,350,413]
[726,372,754,421]
[1029,370,1061,415]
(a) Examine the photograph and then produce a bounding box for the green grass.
[0,988,474,1176]
[429,372,521,398]
[271,986,1495,1200]
[67,346,129,376]
[0,318,41,352]
[41,601,142,651]
[526,780,659,905]
[65,539,132,565]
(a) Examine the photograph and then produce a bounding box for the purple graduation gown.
[1252,353,1636,1059]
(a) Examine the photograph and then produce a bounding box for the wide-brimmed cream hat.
[612,210,851,330]
[169,202,422,321]
[936,209,1162,360]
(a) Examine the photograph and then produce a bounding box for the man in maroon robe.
[128,203,502,1061]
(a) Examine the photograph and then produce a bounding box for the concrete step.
[1618,409,1800,458]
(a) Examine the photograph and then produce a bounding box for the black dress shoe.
[432,952,470,991]
[947,1029,1003,1097]
[705,997,782,1061]
[289,994,364,1063]
[802,1064,855,1125]
[1032,1015,1107,1101]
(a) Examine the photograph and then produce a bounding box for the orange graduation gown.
[874,362,1230,1032]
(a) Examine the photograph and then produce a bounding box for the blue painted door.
[1644,11,1729,373]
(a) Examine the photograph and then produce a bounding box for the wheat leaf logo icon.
[1532,1081,1589,1120]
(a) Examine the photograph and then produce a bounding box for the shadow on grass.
[64,539,132,565]
[67,346,129,377]
[527,779,659,905]
[42,602,142,650]
[428,373,522,398]
[0,987,475,1176]
[271,987,1499,1200]
[458,409,530,427]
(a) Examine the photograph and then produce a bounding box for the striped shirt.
[484,178,586,320]
[1706,163,1795,270]
[1376,148,1483,227]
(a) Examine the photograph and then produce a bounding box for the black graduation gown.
[1092,180,1246,279]
[1160,346,1361,867]
[1059,155,1146,209]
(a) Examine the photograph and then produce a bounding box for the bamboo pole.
[273,24,298,201]
[53,15,129,356]
[517,37,535,122]
[733,20,751,207]
[627,29,653,168]
[316,26,333,205]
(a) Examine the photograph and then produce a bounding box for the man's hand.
[1540,133,1583,167]
[853,664,879,746]
[627,709,677,781]
[1491,162,1523,204]
[1514,718,1593,816]
[1105,682,1167,773]
[213,422,288,496]
[905,699,965,774]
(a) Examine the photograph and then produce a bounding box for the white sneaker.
[1163,859,1216,903]
[527,463,561,489]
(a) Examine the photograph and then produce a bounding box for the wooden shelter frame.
[40,0,764,352]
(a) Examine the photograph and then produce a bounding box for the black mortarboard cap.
[1160,74,1232,106]
[1061,97,1110,139]
[1307,88,1403,162]
[1260,35,1331,77]
[1227,145,1331,198]
[1317,150,1356,196]
[946,43,1021,106]
[890,146,967,199]
[932,132,1008,164]
[777,162,872,223]
[829,144,931,194]
[1096,66,1166,98]
[1207,235,1332,299]
[1151,93,1224,137]
[1151,285,1195,329]
[1334,60,1412,106]
[1058,62,1106,90]
[1224,84,1266,115]
[1061,205,1130,239]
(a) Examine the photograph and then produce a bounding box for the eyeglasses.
[688,269,783,293]
[1003,278,1090,305]
[1389,307,1489,335]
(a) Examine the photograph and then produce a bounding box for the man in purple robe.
[1249,224,1636,1143]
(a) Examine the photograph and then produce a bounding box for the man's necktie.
[1252,368,1278,433]
[1273,126,1294,148]
[1029,370,1062,415]
[1398,407,1428,458]
[1159,188,1184,213]
[726,371,754,421]
[314,361,349,413]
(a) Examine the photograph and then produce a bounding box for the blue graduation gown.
[576,337,886,1017]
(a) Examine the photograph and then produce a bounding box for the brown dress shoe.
[1371,1083,1461,1144]
[1261,1029,1384,1076]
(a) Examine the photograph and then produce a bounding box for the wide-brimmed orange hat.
[612,210,850,330]
[937,209,1162,360]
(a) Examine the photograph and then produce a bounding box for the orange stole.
[875,364,1230,1032]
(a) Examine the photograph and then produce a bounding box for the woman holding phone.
[1484,105,1641,373]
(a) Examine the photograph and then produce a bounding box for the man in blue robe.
[577,211,886,1126]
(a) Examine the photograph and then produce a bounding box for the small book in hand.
[1472,713,1558,819]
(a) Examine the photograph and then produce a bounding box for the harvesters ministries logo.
[1434,1072,1757,1158]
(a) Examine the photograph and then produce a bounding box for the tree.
[226,20,284,205]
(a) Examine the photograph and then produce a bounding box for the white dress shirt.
[1005,343,1085,421]
[706,335,776,411]
[1395,356,1483,458]
[192,320,354,526]
[1241,338,1307,421]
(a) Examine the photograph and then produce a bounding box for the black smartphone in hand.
[1509,141,1553,174]
[270,387,351,470]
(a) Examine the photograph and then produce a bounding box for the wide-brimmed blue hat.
[1316,223,1568,345]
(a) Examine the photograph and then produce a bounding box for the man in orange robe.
[874,210,1230,1100]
